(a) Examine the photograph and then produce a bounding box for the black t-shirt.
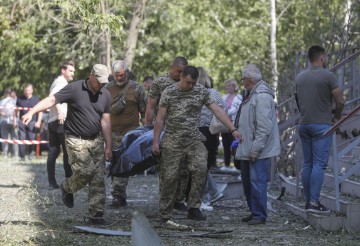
[54,80,111,137]
[16,95,40,122]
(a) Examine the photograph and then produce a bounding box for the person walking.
[107,60,146,207]
[46,61,75,189]
[235,64,280,225]
[22,64,112,224]
[152,66,241,223]
[14,84,42,161]
[295,45,344,213]
[145,56,189,211]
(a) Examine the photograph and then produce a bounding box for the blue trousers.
[241,158,269,221]
[299,124,331,203]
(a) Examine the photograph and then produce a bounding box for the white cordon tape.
[0,138,49,145]
[0,105,49,112]
[0,105,32,111]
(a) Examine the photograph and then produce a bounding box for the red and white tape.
[0,105,33,111]
[0,138,49,145]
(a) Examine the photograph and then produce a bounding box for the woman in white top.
[222,79,242,170]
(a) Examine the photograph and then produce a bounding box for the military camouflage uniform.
[148,73,176,102]
[64,136,105,217]
[158,83,215,220]
[105,80,146,202]
[110,132,127,200]
[148,73,188,203]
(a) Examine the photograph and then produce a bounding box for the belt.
[65,133,100,141]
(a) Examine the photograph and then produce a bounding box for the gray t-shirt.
[295,66,338,124]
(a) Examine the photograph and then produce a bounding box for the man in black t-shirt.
[22,64,112,225]
[14,84,42,161]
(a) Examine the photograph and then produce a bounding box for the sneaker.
[160,218,171,224]
[173,202,188,211]
[112,197,127,208]
[219,166,230,171]
[247,219,266,225]
[200,202,213,212]
[210,192,224,204]
[187,208,207,221]
[306,202,330,214]
[241,214,253,222]
[89,212,105,225]
[229,167,238,172]
[61,183,74,208]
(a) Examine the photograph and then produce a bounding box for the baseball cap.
[92,64,109,84]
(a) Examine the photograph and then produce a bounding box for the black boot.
[187,207,206,221]
[61,183,74,208]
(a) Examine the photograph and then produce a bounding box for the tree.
[124,0,148,70]
[270,0,278,95]
[0,0,125,96]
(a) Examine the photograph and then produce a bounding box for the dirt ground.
[0,156,359,246]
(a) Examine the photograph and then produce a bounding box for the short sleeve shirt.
[0,97,16,124]
[106,80,146,134]
[295,66,339,124]
[148,73,176,101]
[54,80,111,137]
[159,83,215,144]
[48,75,68,123]
[16,95,40,122]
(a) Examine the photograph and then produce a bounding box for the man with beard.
[107,60,146,207]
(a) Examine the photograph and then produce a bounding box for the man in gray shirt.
[295,45,344,214]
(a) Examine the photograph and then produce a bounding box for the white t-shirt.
[0,96,16,124]
[48,75,68,123]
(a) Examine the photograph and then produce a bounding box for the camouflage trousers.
[110,132,128,200]
[159,140,207,220]
[155,155,189,204]
[64,136,105,217]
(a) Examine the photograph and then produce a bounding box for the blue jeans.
[241,158,269,221]
[299,124,331,203]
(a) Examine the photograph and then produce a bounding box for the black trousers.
[47,121,72,185]
[221,132,241,168]
[240,160,251,210]
[199,126,219,168]
[18,121,36,158]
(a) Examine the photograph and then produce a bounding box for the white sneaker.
[219,166,230,171]
[229,167,238,172]
[200,202,213,212]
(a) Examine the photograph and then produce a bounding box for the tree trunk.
[270,0,278,98]
[124,0,148,70]
[99,0,111,70]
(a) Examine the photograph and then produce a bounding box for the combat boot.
[187,207,206,221]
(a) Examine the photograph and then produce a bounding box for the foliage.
[0,0,125,97]
[0,0,359,98]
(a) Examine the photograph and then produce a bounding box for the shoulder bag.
[111,82,131,115]
[209,116,229,134]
